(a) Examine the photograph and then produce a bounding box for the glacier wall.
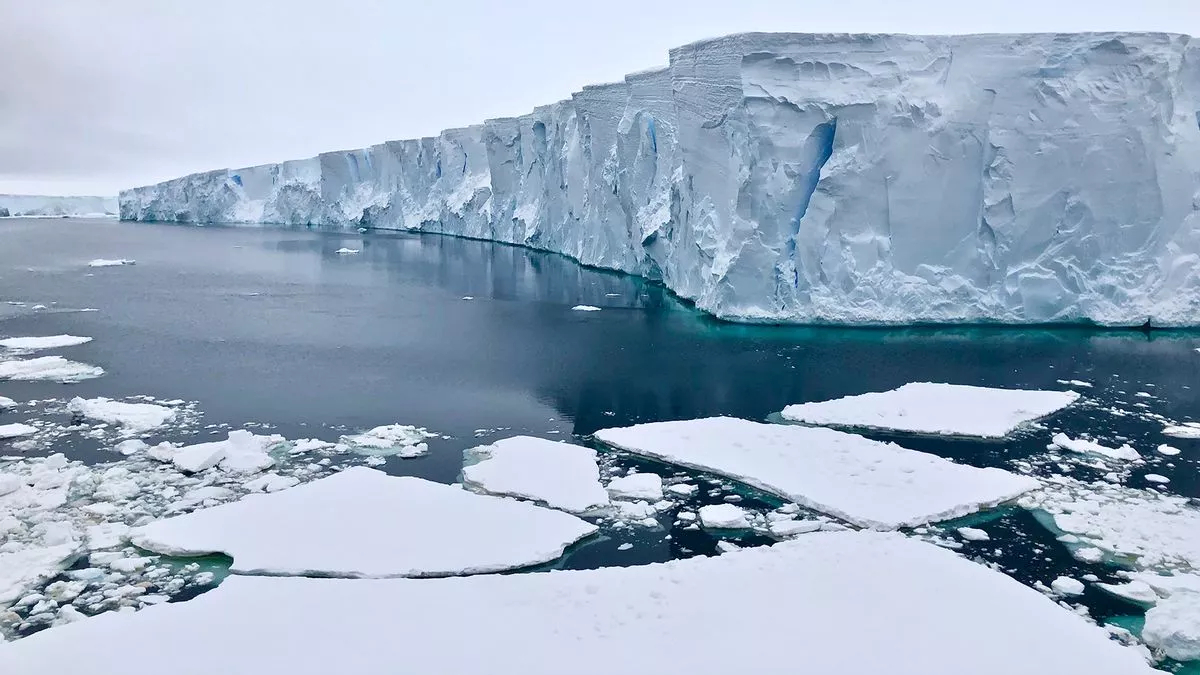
[1,194,117,217]
[120,32,1200,326]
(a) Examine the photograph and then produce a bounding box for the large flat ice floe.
[0,356,104,383]
[0,336,92,351]
[0,532,1155,674]
[594,417,1039,529]
[461,436,610,513]
[129,467,597,577]
[66,397,175,436]
[781,383,1079,438]
[119,33,1200,327]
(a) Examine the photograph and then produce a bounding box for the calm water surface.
[2,218,1199,645]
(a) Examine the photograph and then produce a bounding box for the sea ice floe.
[334,248,360,254]
[605,472,663,502]
[147,431,283,474]
[129,467,597,578]
[1050,576,1086,596]
[461,436,609,514]
[0,356,104,383]
[1156,445,1181,456]
[0,335,92,351]
[571,305,601,311]
[1162,423,1200,439]
[957,527,991,542]
[595,417,1039,529]
[1050,433,1141,462]
[340,424,436,457]
[1022,476,1200,570]
[0,423,37,439]
[66,398,175,436]
[1142,591,1200,662]
[0,532,1157,675]
[780,383,1079,438]
[0,396,15,409]
[86,259,135,267]
[698,504,750,529]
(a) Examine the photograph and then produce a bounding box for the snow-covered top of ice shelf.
[120,32,1200,326]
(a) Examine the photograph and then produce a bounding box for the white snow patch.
[780,383,1078,438]
[605,473,663,502]
[0,335,92,351]
[595,417,1039,529]
[461,436,609,514]
[1050,433,1141,462]
[130,467,596,577]
[67,397,175,435]
[1145,474,1170,484]
[0,532,1157,675]
[0,356,104,383]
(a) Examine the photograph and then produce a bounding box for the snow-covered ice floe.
[66,398,175,436]
[571,305,601,312]
[0,423,37,439]
[86,259,134,268]
[0,532,1156,674]
[148,430,284,474]
[461,436,609,513]
[1162,423,1200,439]
[0,356,104,383]
[339,424,436,457]
[1050,433,1142,462]
[594,417,1039,529]
[334,247,359,254]
[780,383,1079,438]
[0,336,92,351]
[129,467,597,577]
[0,396,16,409]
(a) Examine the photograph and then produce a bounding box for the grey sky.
[2,0,1198,196]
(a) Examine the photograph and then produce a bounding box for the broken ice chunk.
[461,436,609,513]
[605,472,663,502]
[698,504,750,529]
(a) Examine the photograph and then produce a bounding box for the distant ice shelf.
[119,32,1200,326]
[0,194,117,218]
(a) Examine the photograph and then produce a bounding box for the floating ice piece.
[0,395,15,408]
[571,305,601,312]
[340,424,435,457]
[87,259,134,267]
[665,483,697,497]
[334,247,360,254]
[1142,591,1200,662]
[1157,444,1182,456]
[0,356,104,382]
[698,504,750,529]
[129,467,596,577]
[461,436,609,513]
[0,423,36,439]
[781,383,1078,438]
[0,544,81,607]
[958,527,991,542]
[769,519,822,537]
[605,473,663,502]
[1051,576,1085,596]
[151,431,282,474]
[0,335,92,351]
[1162,423,1200,439]
[1056,380,1094,388]
[242,473,299,493]
[595,417,1039,529]
[1095,580,1159,607]
[1145,474,1170,484]
[1050,433,1141,462]
[0,532,1158,675]
[67,397,175,435]
[1025,476,1200,570]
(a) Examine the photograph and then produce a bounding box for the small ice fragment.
[616,543,633,551]
[0,423,36,439]
[0,396,15,409]
[1050,576,1085,596]
[769,519,822,537]
[1156,444,1181,456]
[1095,580,1158,606]
[698,504,750,529]
[87,259,135,267]
[1145,474,1170,484]
[335,248,359,255]
[0,356,104,382]
[957,527,990,542]
[0,335,92,351]
[1162,423,1200,439]
[67,397,175,435]
[1050,433,1140,462]
[606,473,663,502]
[340,424,434,458]
[571,305,601,312]
[665,483,697,497]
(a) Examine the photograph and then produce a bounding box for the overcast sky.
[2,0,1198,196]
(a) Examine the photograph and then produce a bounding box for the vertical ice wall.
[120,32,1200,326]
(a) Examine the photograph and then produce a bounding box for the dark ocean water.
[2,218,1199,661]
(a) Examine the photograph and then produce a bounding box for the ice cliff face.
[1,194,117,217]
[120,32,1200,326]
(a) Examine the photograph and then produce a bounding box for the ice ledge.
[120,32,1200,326]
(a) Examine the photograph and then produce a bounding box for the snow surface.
[0,356,104,383]
[595,417,1039,529]
[119,33,1200,327]
[781,383,1078,438]
[66,397,175,435]
[0,336,92,351]
[0,194,116,218]
[461,436,610,513]
[0,423,36,439]
[129,467,597,577]
[1143,591,1200,661]
[86,259,134,268]
[698,503,750,529]
[1051,433,1142,462]
[606,472,663,501]
[0,532,1157,674]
